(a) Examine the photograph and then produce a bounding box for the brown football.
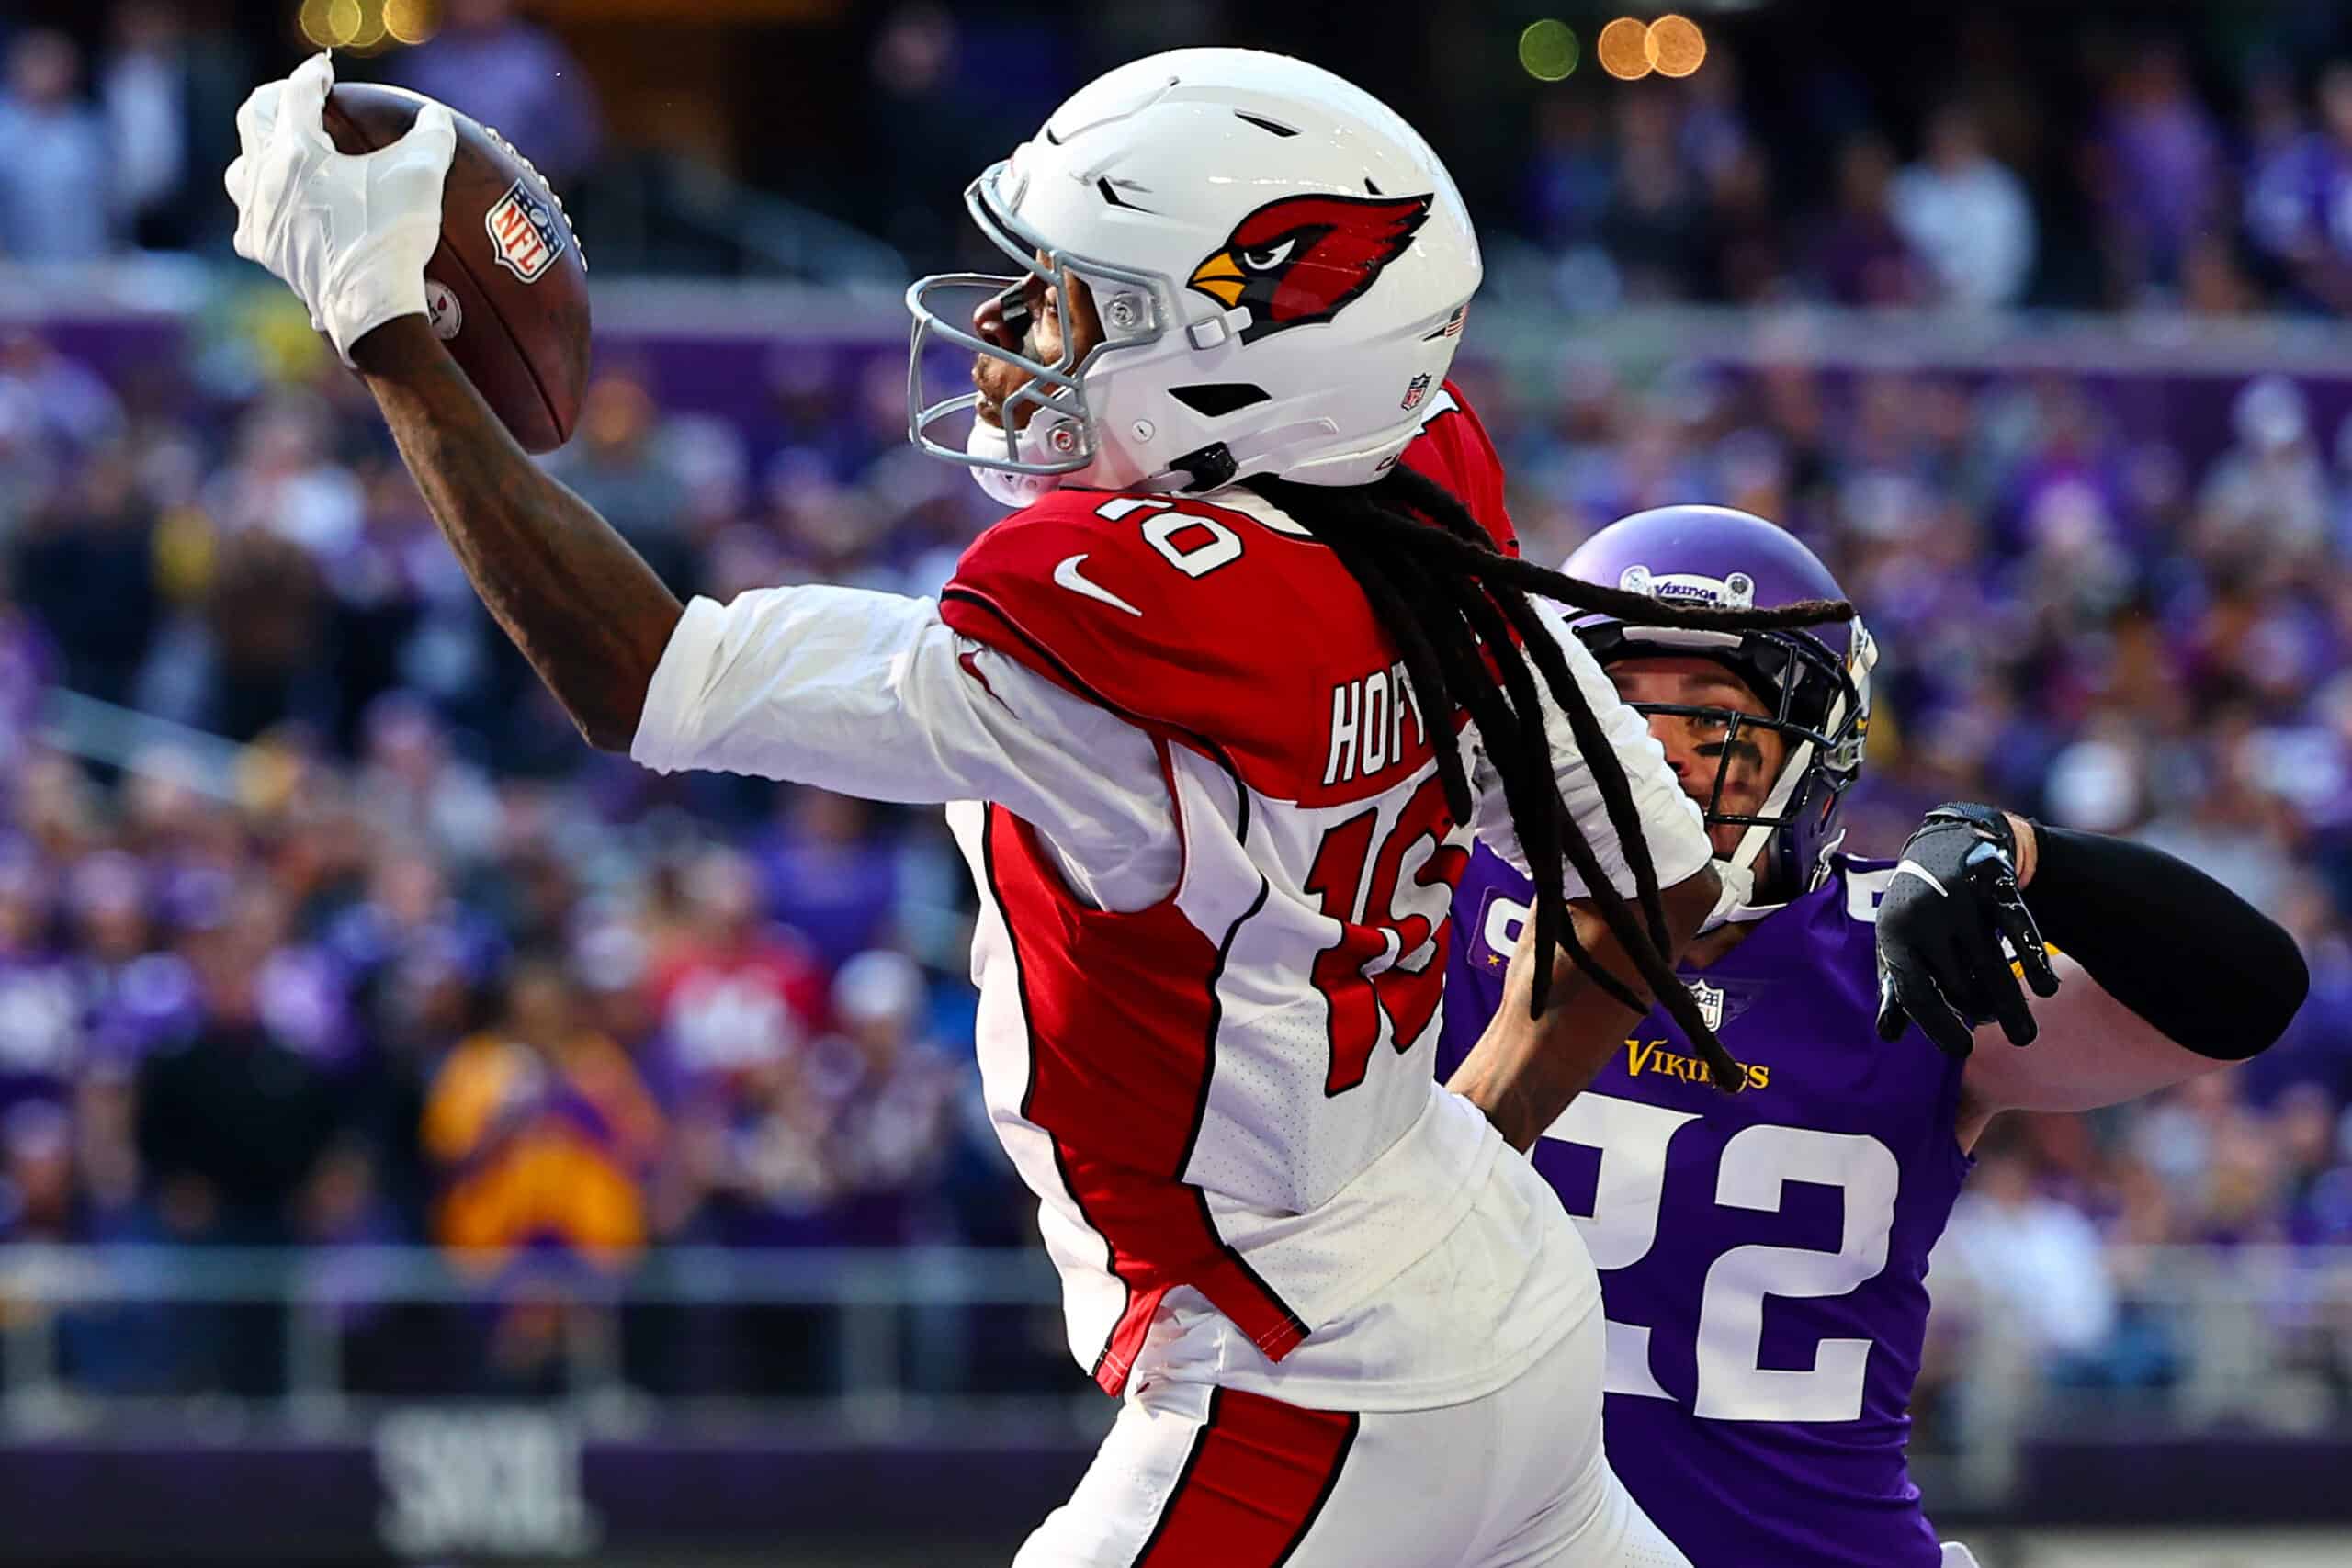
[321,83,591,454]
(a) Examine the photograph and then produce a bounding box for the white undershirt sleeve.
[629,585,1182,911]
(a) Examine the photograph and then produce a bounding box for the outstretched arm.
[354,317,682,750]
[1953,950,2217,1145]
[223,56,1181,909]
[1953,820,2308,1147]
[221,53,681,750]
[1448,866,1721,1151]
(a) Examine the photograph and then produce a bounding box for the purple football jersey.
[1437,844,1969,1568]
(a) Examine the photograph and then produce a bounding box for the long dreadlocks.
[1248,465,1849,1091]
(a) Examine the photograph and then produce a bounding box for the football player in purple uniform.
[1438,505,2309,1568]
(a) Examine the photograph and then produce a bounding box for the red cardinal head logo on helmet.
[1186,192,1433,344]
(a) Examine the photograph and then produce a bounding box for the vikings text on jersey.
[1438,844,1968,1568]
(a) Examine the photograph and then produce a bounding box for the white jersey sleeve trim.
[631,584,1182,910]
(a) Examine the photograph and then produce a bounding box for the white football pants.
[1012,1306,1687,1568]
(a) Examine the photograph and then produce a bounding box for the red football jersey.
[938,385,1518,1395]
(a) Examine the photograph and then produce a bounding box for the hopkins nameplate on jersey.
[1323,660,1428,786]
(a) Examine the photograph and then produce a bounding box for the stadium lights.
[384,0,437,45]
[1518,20,1580,82]
[1646,15,1706,77]
[345,0,388,49]
[297,0,437,52]
[1597,17,1652,80]
[1590,15,1709,82]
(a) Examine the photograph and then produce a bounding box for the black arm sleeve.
[2021,823,2309,1059]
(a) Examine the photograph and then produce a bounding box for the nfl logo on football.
[1688,979,1725,1032]
[484,180,567,284]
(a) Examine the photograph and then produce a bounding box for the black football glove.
[1872,803,2062,1057]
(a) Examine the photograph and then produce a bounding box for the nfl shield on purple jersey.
[1438,844,1970,1568]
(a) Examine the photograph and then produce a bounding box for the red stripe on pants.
[1134,1389,1359,1567]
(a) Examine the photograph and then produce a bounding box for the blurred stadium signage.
[374,1408,600,1558]
[0,1426,2344,1562]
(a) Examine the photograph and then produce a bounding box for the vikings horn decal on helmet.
[905,48,1481,503]
[1185,193,1433,343]
[1562,505,1878,908]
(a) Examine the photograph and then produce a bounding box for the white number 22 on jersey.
[1546,1092,1900,1423]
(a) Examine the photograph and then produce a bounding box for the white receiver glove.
[224,53,456,365]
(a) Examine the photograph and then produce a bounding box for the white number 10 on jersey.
[1545,1092,1901,1424]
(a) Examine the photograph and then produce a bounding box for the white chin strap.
[1722,734,1813,894]
[964,415,1070,509]
[1698,857,1758,933]
[1720,674,1855,916]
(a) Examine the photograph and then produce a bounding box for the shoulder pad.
[944,487,1192,648]
[943,488,1251,706]
[941,488,1430,800]
[1399,381,1516,557]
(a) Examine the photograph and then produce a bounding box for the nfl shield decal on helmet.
[1689,979,1725,1032]
[1401,372,1432,411]
[484,180,568,284]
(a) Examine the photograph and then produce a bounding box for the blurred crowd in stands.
[5,298,2352,1403]
[13,3,2352,314]
[2,0,2352,1413]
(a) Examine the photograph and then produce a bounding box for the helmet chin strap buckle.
[1170,442,1238,491]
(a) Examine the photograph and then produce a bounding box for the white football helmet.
[908,48,1481,506]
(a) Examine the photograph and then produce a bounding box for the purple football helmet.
[1563,505,1876,904]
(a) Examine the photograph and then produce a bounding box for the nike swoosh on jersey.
[1053,554,1144,616]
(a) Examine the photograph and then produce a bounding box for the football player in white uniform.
[227,48,1842,1566]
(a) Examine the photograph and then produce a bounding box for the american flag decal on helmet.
[1422,303,1468,342]
[483,179,568,284]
